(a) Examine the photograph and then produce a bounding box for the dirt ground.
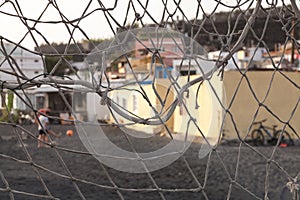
[0,124,299,200]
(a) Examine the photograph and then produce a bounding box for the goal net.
[0,0,299,199]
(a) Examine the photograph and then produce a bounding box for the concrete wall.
[109,74,224,144]
[86,92,110,122]
[109,82,169,134]
[172,73,223,145]
[106,70,300,141]
[223,70,300,139]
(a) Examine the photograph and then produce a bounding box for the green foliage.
[44,56,72,77]
[0,109,8,122]
[0,92,14,122]
[0,108,19,123]
[88,38,106,43]
[7,91,13,112]
[125,22,139,29]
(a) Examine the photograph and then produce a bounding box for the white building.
[0,43,43,83]
[67,61,111,122]
[208,47,268,70]
[0,43,44,111]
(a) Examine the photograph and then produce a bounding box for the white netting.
[0,0,300,199]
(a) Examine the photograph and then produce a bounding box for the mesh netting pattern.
[0,0,300,200]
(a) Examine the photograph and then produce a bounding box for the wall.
[109,82,160,134]
[172,73,224,145]
[223,70,300,139]
[105,70,300,141]
[108,74,224,142]
[86,93,110,122]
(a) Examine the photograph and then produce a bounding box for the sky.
[0,0,296,50]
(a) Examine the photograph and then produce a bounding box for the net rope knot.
[287,181,300,193]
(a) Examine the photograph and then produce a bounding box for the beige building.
[223,70,300,140]
[110,72,224,145]
[110,70,300,143]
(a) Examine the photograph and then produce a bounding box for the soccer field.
[0,124,299,200]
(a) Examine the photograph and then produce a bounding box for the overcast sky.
[0,0,295,50]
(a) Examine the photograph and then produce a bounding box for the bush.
[0,109,19,123]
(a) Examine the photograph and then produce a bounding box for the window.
[180,70,196,76]
[36,96,45,110]
[132,93,138,113]
[173,46,180,53]
[73,92,86,112]
[179,98,187,116]
[245,50,250,57]
[158,70,164,78]
[122,98,127,110]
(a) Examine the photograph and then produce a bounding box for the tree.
[44,56,72,77]
[7,91,13,112]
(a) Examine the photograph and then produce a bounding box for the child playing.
[37,109,60,147]
[37,110,49,148]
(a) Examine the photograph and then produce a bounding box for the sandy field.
[0,124,299,200]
